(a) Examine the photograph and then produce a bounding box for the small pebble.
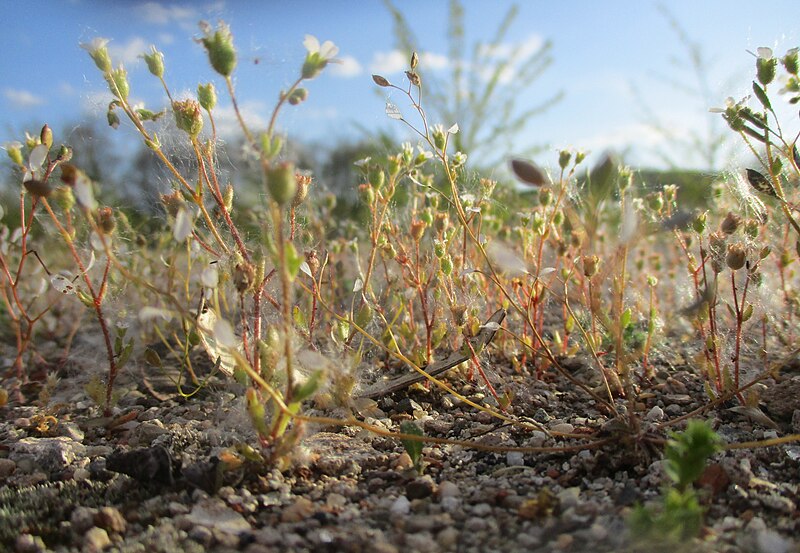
[14,534,45,553]
[438,481,460,498]
[0,458,16,478]
[390,496,411,515]
[644,405,664,421]
[188,526,214,548]
[94,506,126,534]
[550,423,574,434]
[437,526,459,548]
[406,476,435,499]
[506,451,525,466]
[83,527,111,553]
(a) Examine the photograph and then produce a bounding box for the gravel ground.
[2,343,800,553]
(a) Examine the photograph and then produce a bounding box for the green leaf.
[293,369,325,403]
[400,421,424,471]
[752,81,772,111]
[117,341,134,370]
[144,347,162,368]
[285,242,302,282]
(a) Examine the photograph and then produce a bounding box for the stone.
[187,499,251,534]
[390,495,410,515]
[0,458,17,478]
[94,506,126,534]
[71,506,97,534]
[506,451,525,466]
[406,476,435,499]
[14,533,46,553]
[83,527,111,553]
[10,437,86,473]
[280,497,315,523]
[437,481,460,498]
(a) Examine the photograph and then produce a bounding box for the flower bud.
[359,184,375,204]
[720,212,741,235]
[143,46,164,78]
[287,88,308,106]
[558,150,571,170]
[52,186,75,212]
[440,255,453,275]
[172,99,203,138]
[56,145,72,162]
[646,192,663,212]
[726,243,746,271]
[5,142,23,166]
[756,48,777,86]
[234,261,256,293]
[82,38,112,73]
[265,162,296,206]
[197,83,217,111]
[575,151,586,165]
[368,168,385,189]
[410,220,426,242]
[97,206,116,234]
[692,211,707,234]
[582,255,600,278]
[744,219,759,239]
[434,213,449,233]
[293,173,312,207]
[431,125,446,150]
[40,125,53,150]
[223,183,234,211]
[160,190,183,217]
[305,250,320,276]
[783,47,799,75]
[107,107,120,129]
[410,52,419,70]
[105,66,129,100]
[199,21,237,77]
[538,188,552,207]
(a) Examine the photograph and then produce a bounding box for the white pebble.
[506,451,525,466]
[390,495,410,516]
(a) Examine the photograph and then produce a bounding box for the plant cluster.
[1,22,800,537]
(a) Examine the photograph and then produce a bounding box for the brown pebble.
[94,506,126,534]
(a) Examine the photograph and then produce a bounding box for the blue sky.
[1,0,798,171]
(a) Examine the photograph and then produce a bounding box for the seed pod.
[720,212,741,235]
[510,158,548,186]
[172,99,203,138]
[293,174,312,207]
[97,206,116,234]
[23,178,53,198]
[265,162,296,206]
[372,74,390,87]
[143,47,165,78]
[745,168,776,197]
[197,82,217,111]
[582,255,600,278]
[726,243,746,271]
[199,21,237,77]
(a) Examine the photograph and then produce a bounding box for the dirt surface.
[2,339,800,553]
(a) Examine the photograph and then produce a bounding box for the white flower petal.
[201,265,219,288]
[320,40,338,59]
[353,277,363,292]
[213,318,237,348]
[28,144,48,170]
[303,34,320,54]
[51,273,77,294]
[74,172,98,210]
[173,207,194,242]
[757,47,773,59]
[138,306,174,322]
[299,261,312,278]
[447,123,459,134]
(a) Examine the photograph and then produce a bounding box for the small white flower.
[80,37,109,54]
[757,47,773,60]
[303,35,338,60]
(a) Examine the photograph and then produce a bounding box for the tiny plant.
[629,420,722,546]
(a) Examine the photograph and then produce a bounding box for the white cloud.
[369,49,450,75]
[419,52,448,71]
[157,32,175,45]
[59,82,76,96]
[136,2,197,26]
[108,36,150,65]
[480,34,544,61]
[4,88,45,108]
[370,50,407,75]
[211,101,269,138]
[329,55,362,78]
